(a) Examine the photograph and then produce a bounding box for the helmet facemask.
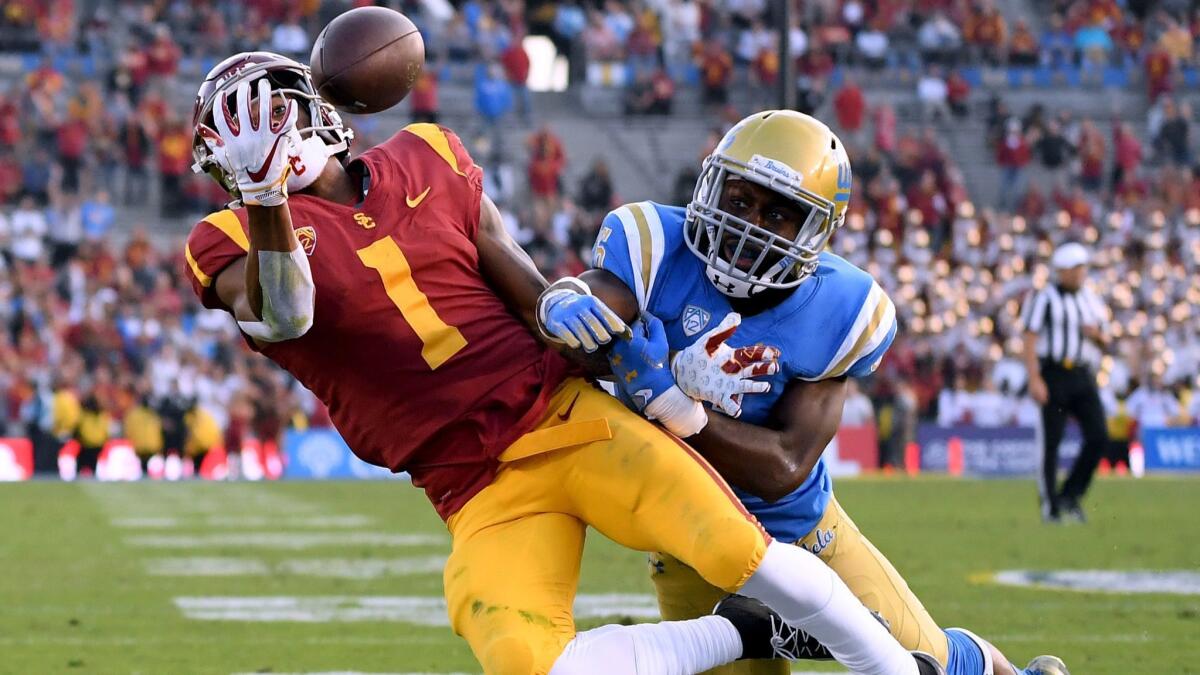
[685,153,841,298]
[191,54,354,205]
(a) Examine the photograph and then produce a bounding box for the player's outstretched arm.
[691,377,849,502]
[209,79,313,343]
[475,192,548,332]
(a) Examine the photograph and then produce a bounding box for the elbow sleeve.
[238,246,315,342]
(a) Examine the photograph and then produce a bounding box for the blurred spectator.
[1111,122,1143,190]
[1126,373,1181,429]
[474,61,514,136]
[48,192,83,267]
[1034,118,1074,176]
[578,158,613,213]
[833,78,865,140]
[855,19,888,69]
[1040,13,1074,67]
[158,118,192,216]
[582,10,621,62]
[995,118,1031,211]
[841,379,875,427]
[917,67,949,122]
[1155,99,1191,167]
[967,2,1008,65]
[75,390,110,477]
[81,190,116,243]
[697,41,733,107]
[918,13,962,65]
[1008,19,1039,66]
[624,68,674,116]
[527,125,565,208]
[410,70,440,124]
[270,11,310,59]
[946,70,970,118]
[11,195,47,262]
[501,37,532,124]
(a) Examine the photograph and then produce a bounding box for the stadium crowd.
[2,0,1199,476]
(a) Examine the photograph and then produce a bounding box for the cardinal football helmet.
[191,51,354,201]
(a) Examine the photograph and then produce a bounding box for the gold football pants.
[443,377,771,674]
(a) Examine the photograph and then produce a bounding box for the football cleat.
[712,595,892,661]
[1057,497,1087,524]
[1025,654,1070,675]
[712,594,830,660]
[913,650,946,675]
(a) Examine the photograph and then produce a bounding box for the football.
[309,6,425,114]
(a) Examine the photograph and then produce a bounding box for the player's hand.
[537,278,629,352]
[672,312,779,418]
[1028,375,1049,406]
[608,314,707,437]
[212,78,300,207]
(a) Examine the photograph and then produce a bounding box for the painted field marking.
[175,594,661,624]
[128,532,445,550]
[983,569,1200,596]
[145,557,272,576]
[278,556,448,578]
[144,556,449,579]
[114,515,375,529]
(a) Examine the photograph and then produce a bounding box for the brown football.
[309,6,425,114]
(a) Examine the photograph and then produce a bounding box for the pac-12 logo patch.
[295,226,317,256]
[682,305,711,336]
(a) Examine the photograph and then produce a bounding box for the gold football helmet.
[685,110,852,298]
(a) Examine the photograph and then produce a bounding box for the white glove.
[671,312,780,418]
[212,78,300,207]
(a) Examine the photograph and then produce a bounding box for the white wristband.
[645,386,709,438]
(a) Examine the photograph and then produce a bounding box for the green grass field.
[1,477,1197,674]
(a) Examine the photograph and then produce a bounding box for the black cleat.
[913,650,947,675]
[1058,497,1087,524]
[712,595,831,660]
[1040,498,1061,524]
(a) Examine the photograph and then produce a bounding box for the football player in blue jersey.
[535,111,1067,675]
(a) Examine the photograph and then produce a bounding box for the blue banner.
[916,425,1081,476]
[282,429,405,480]
[1140,428,1200,472]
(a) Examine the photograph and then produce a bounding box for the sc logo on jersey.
[682,305,712,336]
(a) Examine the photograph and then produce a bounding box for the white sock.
[739,541,916,675]
[549,616,743,674]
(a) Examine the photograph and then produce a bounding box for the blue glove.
[608,314,676,411]
[608,314,709,437]
[537,277,629,353]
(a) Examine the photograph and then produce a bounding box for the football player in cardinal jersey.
[569,110,1067,675]
[185,52,934,675]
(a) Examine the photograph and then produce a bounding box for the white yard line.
[144,555,449,579]
[176,594,661,624]
[128,532,445,550]
[145,557,272,576]
[114,515,375,529]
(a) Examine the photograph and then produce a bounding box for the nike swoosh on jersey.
[246,134,286,184]
[406,186,432,208]
[557,392,582,421]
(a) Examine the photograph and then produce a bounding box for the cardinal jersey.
[184,124,570,519]
[593,201,896,541]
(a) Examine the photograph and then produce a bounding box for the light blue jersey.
[593,201,897,542]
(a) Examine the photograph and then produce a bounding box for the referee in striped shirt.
[1020,242,1111,523]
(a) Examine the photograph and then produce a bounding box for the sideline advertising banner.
[283,429,405,480]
